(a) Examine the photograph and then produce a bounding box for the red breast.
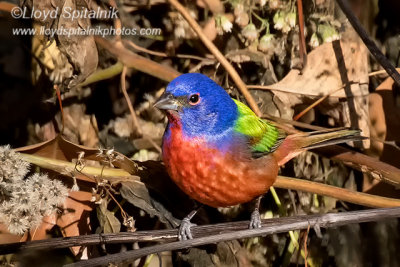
[162,121,279,208]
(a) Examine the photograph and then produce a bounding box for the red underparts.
[162,122,279,208]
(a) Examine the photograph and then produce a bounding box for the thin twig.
[368,68,400,77]
[167,0,262,116]
[120,65,142,136]
[274,176,400,208]
[66,207,400,267]
[262,114,326,131]
[54,85,65,133]
[335,0,400,87]
[105,186,128,220]
[95,37,180,82]
[247,84,316,93]
[293,85,345,121]
[297,0,307,69]
[247,85,341,97]
[142,135,162,153]
[124,40,215,62]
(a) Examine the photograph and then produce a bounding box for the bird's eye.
[188,93,200,105]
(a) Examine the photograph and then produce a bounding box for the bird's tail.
[273,128,364,166]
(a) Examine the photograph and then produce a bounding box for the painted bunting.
[155,73,361,240]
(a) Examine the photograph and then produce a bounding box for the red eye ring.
[189,93,200,105]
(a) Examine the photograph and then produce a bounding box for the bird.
[154,73,361,240]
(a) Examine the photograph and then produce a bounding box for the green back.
[233,99,285,156]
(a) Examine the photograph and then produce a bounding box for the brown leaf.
[268,40,368,98]
[226,49,270,68]
[368,76,400,167]
[57,0,98,88]
[364,75,400,196]
[267,28,369,148]
[0,224,24,244]
[202,14,234,42]
[202,17,218,42]
[196,0,224,14]
[61,104,99,148]
[58,191,94,255]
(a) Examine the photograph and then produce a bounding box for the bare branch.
[64,207,400,267]
[167,0,262,116]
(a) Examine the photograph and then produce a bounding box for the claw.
[249,209,262,229]
[178,218,197,240]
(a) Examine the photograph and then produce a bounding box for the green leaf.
[97,200,121,234]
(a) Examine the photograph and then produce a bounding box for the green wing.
[233,99,285,157]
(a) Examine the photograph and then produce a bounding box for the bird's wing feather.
[233,99,286,157]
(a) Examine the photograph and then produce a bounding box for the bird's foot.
[249,209,262,229]
[178,217,197,240]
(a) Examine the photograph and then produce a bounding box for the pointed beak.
[154,92,179,111]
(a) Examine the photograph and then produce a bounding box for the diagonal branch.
[3,208,400,260]
[167,0,262,116]
[65,207,400,267]
[335,0,400,87]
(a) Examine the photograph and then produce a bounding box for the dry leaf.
[61,104,99,148]
[196,0,224,14]
[226,49,270,68]
[57,0,98,88]
[97,200,121,234]
[58,191,94,255]
[364,75,400,196]
[26,0,98,88]
[120,180,179,227]
[266,28,369,148]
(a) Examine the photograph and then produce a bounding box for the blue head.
[155,73,239,145]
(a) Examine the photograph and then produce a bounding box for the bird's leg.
[179,206,202,240]
[249,195,263,229]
